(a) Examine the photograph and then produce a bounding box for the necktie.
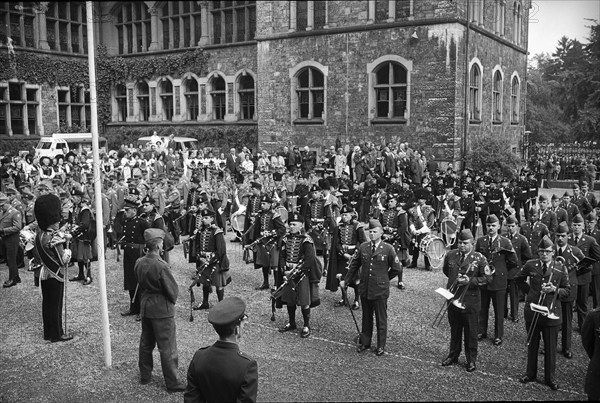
[372,243,376,254]
[459,253,465,265]
[542,263,548,275]
[575,236,580,244]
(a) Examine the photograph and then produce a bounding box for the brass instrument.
[526,259,560,345]
[432,260,477,328]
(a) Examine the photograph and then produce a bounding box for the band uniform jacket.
[573,194,593,216]
[555,244,585,302]
[380,207,411,250]
[459,196,475,226]
[408,204,435,233]
[134,253,178,319]
[345,241,401,300]
[581,308,600,399]
[475,235,518,291]
[243,195,262,242]
[486,188,504,216]
[306,196,335,252]
[193,223,231,288]
[278,232,321,307]
[589,227,600,278]
[440,194,461,221]
[251,209,286,267]
[515,259,570,327]
[326,220,367,292]
[568,233,600,286]
[184,340,258,403]
[527,179,539,201]
[506,232,533,280]
[0,205,22,237]
[473,187,489,215]
[121,215,150,290]
[539,208,558,236]
[520,221,549,256]
[443,249,492,313]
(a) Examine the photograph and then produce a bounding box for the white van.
[35,133,108,158]
[137,136,199,153]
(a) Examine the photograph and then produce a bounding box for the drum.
[440,218,457,247]
[419,234,446,269]
[231,213,245,235]
[19,228,36,252]
[276,206,288,223]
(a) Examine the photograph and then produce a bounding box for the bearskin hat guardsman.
[34,194,74,342]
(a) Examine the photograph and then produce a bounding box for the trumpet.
[432,260,477,328]
[526,259,560,345]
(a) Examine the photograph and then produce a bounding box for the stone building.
[0,0,529,166]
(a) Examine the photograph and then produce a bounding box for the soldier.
[441,229,493,373]
[187,208,231,309]
[504,215,532,323]
[277,212,322,338]
[581,181,598,210]
[514,173,529,223]
[0,192,23,287]
[560,191,580,227]
[569,214,600,332]
[550,194,568,227]
[473,179,489,235]
[586,212,600,308]
[119,194,150,320]
[572,183,593,217]
[379,196,410,289]
[306,181,335,272]
[486,180,504,225]
[251,194,286,290]
[582,306,600,401]
[140,195,173,263]
[517,236,569,391]
[555,221,584,359]
[326,205,367,306]
[476,215,518,346]
[68,193,96,286]
[520,206,550,257]
[526,171,539,215]
[243,181,263,247]
[408,188,435,270]
[538,194,558,238]
[459,188,475,237]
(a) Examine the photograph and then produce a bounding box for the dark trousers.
[591,274,600,309]
[129,289,141,314]
[0,233,20,281]
[514,200,526,223]
[411,233,430,269]
[41,278,64,340]
[525,321,558,383]
[447,306,479,364]
[577,283,590,331]
[504,279,519,319]
[139,317,180,388]
[560,300,574,352]
[360,297,388,349]
[479,288,506,339]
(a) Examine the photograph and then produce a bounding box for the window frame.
[160,1,202,50]
[159,78,174,121]
[0,81,39,136]
[289,62,328,125]
[183,76,200,121]
[492,67,503,124]
[367,55,412,126]
[510,72,520,125]
[468,59,483,124]
[56,84,89,129]
[209,74,227,121]
[46,1,87,54]
[114,2,152,54]
[115,83,128,122]
[210,1,256,45]
[236,71,256,121]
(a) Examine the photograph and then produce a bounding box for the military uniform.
[520,220,549,256]
[568,228,600,331]
[486,186,504,224]
[513,178,529,222]
[121,202,150,315]
[582,308,600,400]
[459,191,475,236]
[408,200,435,269]
[539,207,558,238]
[251,196,286,289]
[504,227,533,321]
[473,185,489,234]
[0,198,23,286]
[326,215,367,293]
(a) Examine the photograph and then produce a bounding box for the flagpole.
[86,0,112,368]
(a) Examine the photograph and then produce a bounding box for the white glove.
[62,249,72,263]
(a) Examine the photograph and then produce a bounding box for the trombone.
[526,258,561,345]
[432,260,477,328]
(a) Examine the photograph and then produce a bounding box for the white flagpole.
[86,0,112,368]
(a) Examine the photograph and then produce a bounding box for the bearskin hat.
[35,194,62,231]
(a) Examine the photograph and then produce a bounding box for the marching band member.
[525,171,538,216]
[243,181,263,246]
[33,194,73,342]
[561,191,580,227]
[569,214,600,332]
[458,188,475,237]
[550,194,568,227]
[475,215,518,346]
[379,195,410,289]
[587,212,600,309]
[504,215,532,323]
[516,236,569,391]
[407,188,435,270]
[341,219,401,356]
[326,205,367,307]
[581,306,600,401]
[277,212,322,338]
[120,194,150,320]
[513,173,529,223]
[189,209,231,310]
[141,195,173,263]
[306,180,335,276]
[251,194,286,290]
[486,179,504,225]
[441,229,492,372]
[538,194,558,239]
[473,178,489,233]
[68,189,95,286]
[520,206,549,257]
[554,221,584,359]
[0,192,22,288]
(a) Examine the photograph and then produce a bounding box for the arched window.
[161,1,202,49]
[296,67,324,121]
[137,81,149,121]
[114,2,151,54]
[374,61,408,120]
[160,79,173,121]
[492,70,503,123]
[115,84,127,122]
[469,63,482,122]
[210,76,226,120]
[238,75,255,120]
[46,2,87,53]
[511,75,520,124]
[184,78,199,121]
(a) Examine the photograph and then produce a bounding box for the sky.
[528,0,600,57]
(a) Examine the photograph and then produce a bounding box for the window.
[159,79,174,121]
[211,1,256,44]
[513,2,522,44]
[296,67,324,121]
[57,85,90,129]
[115,84,127,122]
[494,1,505,36]
[395,0,411,19]
[375,0,389,22]
[238,75,255,120]
[0,82,38,136]
[46,2,87,53]
[184,78,199,121]
[160,1,202,49]
[492,70,503,123]
[511,75,520,124]
[0,2,36,48]
[114,2,151,54]
[295,1,326,30]
[469,0,483,25]
[210,76,226,120]
[137,81,150,121]
[373,62,408,121]
[469,63,482,122]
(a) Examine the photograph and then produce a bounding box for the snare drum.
[19,228,36,252]
[231,213,245,235]
[419,234,446,269]
[440,218,458,247]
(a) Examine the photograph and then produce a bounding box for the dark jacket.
[443,249,492,313]
[134,253,178,318]
[474,235,518,291]
[582,308,600,399]
[184,340,258,403]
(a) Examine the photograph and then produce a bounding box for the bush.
[466,133,522,178]
[0,138,39,156]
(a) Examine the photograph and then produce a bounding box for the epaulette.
[238,351,253,361]
[213,226,223,235]
[303,234,315,244]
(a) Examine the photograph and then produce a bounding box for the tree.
[467,133,522,178]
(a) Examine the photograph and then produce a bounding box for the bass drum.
[419,234,446,269]
[231,213,245,236]
[439,218,457,247]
